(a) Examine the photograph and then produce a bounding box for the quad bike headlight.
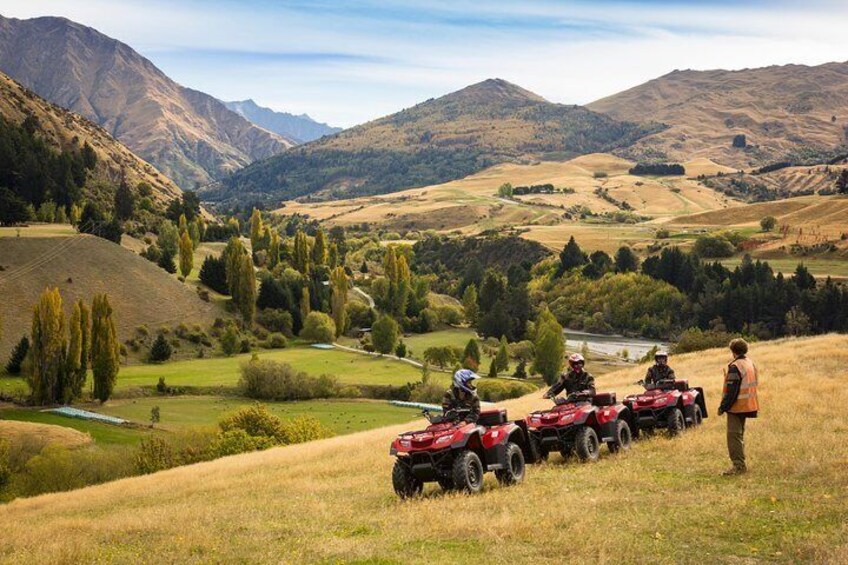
[435,435,453,445]
[399,439,411,448]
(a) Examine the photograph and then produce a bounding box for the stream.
[564,328,668,361]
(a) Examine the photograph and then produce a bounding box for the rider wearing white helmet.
[645,350,675,387]
[543,353,596,401]
[442,369,482,423]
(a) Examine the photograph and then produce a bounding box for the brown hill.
[212,79,660,203]
[0,15,294,189]
[0,233,220,360]
[0,70,181,205]
[588,62,848,168]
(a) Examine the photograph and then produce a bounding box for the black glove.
[717,406,725,416]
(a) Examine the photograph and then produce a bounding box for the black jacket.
[645,364,676,385]
[442,387,481,423]
[547,370,596,398]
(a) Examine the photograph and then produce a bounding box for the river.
[564,328,668,361]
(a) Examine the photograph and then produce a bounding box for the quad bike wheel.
[690,404,703,427]
[495,443,526,486]
[392,459,423,499]
[452,450,484,494]
[574,427,600,462]
[437,476,455,491]
[528,433,549,463]
[666,407,685,436]
[608,419,632,453]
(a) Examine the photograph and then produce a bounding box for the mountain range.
[0,14,293,190]
[224,99,340,143]
[208,78,661,204]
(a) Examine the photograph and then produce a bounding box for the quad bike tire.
[392,459,423,499]
[437,476,455,491]
[666,407,685,436]
[495,443,526,486]
[452,450,485,494]
[608,419,633,453]
[574,427,600,462]
[690,404,703,427]
[528,433,549,463]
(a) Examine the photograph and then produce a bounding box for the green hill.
[206,79,662,205]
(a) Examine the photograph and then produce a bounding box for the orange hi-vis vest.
[723,356,759,413]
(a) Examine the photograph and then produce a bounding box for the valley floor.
[1,335,846,563]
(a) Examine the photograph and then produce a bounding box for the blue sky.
[2,1,848,127]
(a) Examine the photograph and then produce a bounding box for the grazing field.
[0,231,222,360]
[95,397,421,434]
[1,334,845,563]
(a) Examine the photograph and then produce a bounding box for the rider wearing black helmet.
[543,353,596,402]
[645,350,675,387]
[442,369,481,423]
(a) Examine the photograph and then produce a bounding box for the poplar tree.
[65,301,83,403]
[495,335,510,372]
[238,253,256,325]
[312,229,327,266]
[28,287,67,405]
[300,286,311,320]
[179,231,194,278]
[178,213,188,234]
[328,242,338,269]
[462,284,479,325]
[268,230,281,269]
[91,294,120,403]
[188,220,201,248]
[293,230,311,275]
[249,208,263,251]
[330,266,349,337]
[75,299,91,399]
[224,236,245,301]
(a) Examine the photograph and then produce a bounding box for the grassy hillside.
[2,334,845,563]
[588,62,848,168]
[0,232,220,359]
[0,71,182,206]
[210,79,661,204]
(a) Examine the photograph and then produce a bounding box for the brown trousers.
[726,412,747,471]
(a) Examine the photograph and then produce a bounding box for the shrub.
[276,416,334,445]
[409,381,444,403]
[266,333,288,349]
[17,445,135,496]
[238,358,346,401]
[371,315,399,354]
[134,436,177,474]
[220,322,241,356]
[436,305,464,325]
[692,235,735,258]
[760,216,777,232]
[148,333,173,363]
[256,309,294,337]
[205,429,276,458]
[345,301,375,330]
[672,328,744,354]
[395,341,407,358]
[219,403,283,439]
[655,229,670,239]
[423,345,461,368]
[477,380,537,402]
[300,311,336,343]
[593,171,608,179]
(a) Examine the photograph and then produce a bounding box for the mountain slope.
[0,334,846,562]
[0,70,182,205]
[210,79,661,204]
[588,62,848,168]
[0,15,293,189]
[225,99,341,143]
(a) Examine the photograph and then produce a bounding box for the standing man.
[718,338,759,476]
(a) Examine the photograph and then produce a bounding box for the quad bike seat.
[592,392,617,407]
[673,379,689,392]
[477,408,508,426]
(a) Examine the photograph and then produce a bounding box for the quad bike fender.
[597,410,629,443]
[570,408,596,427]
[694,387,708,418]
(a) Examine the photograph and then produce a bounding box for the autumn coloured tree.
[179,231,194,278]
[293,230,311,275]
[311,229,328,266]
[330,266,349,337]
[91,294,120,403]
[238,253,257,325]
[27,287,68,404]
[65,299,90,402]
[249,208,264,252]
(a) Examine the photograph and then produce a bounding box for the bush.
[345,301,375,330]
[219,404,284,440]
[257,309,294,337]
[672,328,744,354]
[371,314,399,354]
[395,341,407,358]
[220,322,241,356]
[436,305,464,325]
[276,416,334,445]
[760,216,777,232]
[218,404,333,446]
[238,358,346,401]
[205,429,276,458]
[265,333,288,349]
[409,381,444,403]
[692,235,735,258]
[476,380,537,402]
[423,345,461,368]
[16,444,134,496]
[300,311,336,343]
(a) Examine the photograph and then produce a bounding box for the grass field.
[95,397,421,434]
[0,420,92,449]
[1,334,845,563]
[0,408,150,445]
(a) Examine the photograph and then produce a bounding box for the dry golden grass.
[1,334,846,563]
[0,420,92,449]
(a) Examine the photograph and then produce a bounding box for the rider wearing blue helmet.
[442,369,481,423]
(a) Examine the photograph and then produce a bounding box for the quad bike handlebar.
[424,409,470,424]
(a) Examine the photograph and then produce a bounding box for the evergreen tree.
[558,236,588,275]
[478,270,506,312]
[312,229,328,266]
[27,287,67,405]
[614,246,639,273]
[463,339,481,367]
[199,254,229,295]
[532,306,564,385]
[461,284,479,325]
[158,248,177,274]
[178,231,194,278]
[487,362,498,378]
[113,174,135,220]
[330,266,349,337]
[148,333,173,362]
[238,253,256,325]
[836,169,848,194]
[495,335,510,372]
[329,226,348,263]
[91,294,120,403]
[360,260,368,274]
[6,335,30,375]
[158,220,179,256]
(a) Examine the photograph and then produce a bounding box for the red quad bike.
[517,391,633,463]
[389,408,529,498]
[623,379,708,438]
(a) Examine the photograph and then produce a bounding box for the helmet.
[453,369,480,394]
[568,353,585,370]
[655,350,669,361]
